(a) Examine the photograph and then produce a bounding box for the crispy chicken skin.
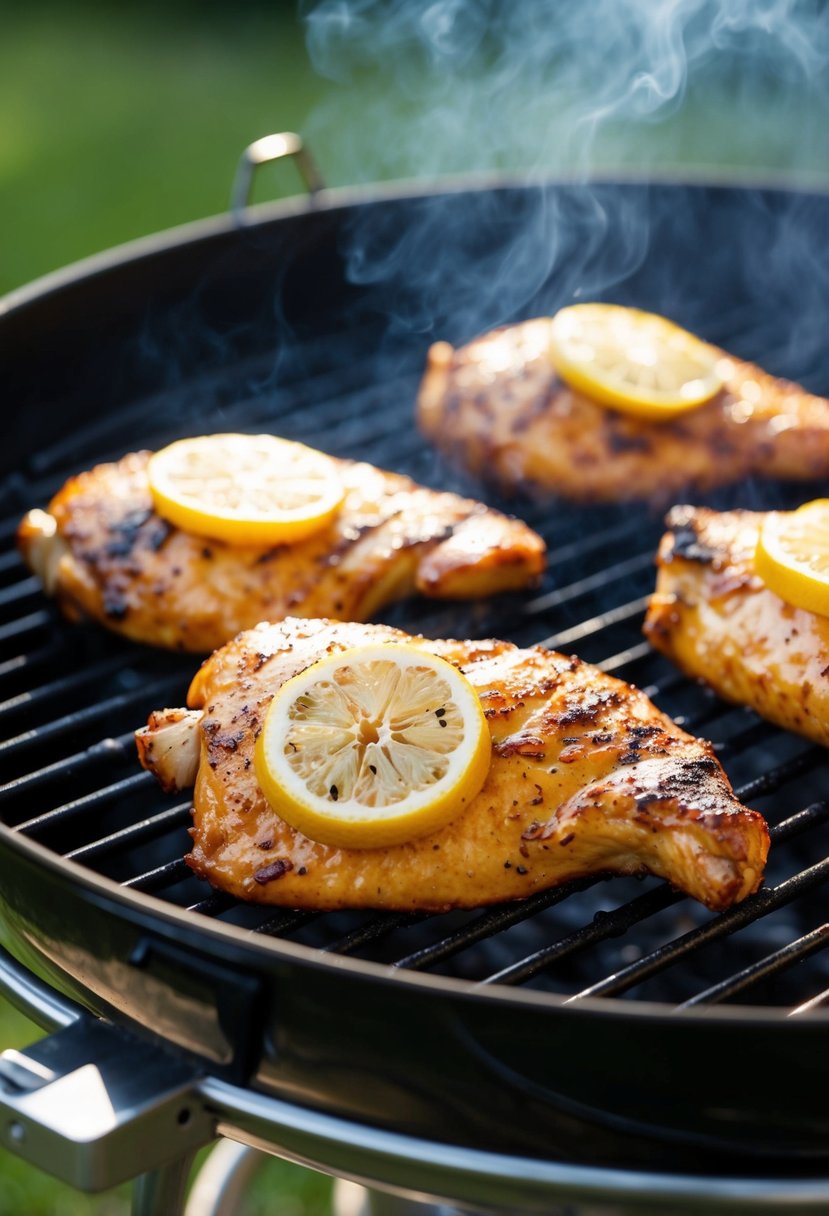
[137,617,769,912]
[645,505,829,746]
[417,318,829,502]
[17,450,545,652]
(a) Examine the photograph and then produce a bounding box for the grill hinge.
[0,1016,215,1191]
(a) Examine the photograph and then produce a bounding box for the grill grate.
[3,332,829,1016]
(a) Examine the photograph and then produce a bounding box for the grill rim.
[6,171,829,1172]
[5,162,829,321]
[6,949,829,1213]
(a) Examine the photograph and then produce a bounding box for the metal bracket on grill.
[231,131,325,216]
[0,1016,215,1192]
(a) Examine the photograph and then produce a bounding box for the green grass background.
[3,2,829,1211]
[1,6,343,1211]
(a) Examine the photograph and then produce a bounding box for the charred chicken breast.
[18,449,545,652]
[137,617,769,912]
[645,505,829,746]
[417,318,829,502]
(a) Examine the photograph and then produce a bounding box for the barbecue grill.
[3,136,829,1216]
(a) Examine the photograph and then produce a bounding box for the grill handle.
[0,939,215,1195]
[231,132,325,216]
[0,1016,214,1193]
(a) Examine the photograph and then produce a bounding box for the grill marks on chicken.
[137,618,769,912]
[645,505,829,747]
[417,319,829,502]
[17,450,545,652]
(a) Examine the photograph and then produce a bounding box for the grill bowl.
[4,176,829,1182]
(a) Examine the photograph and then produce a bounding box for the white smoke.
[297,0,829,361]
[301,0,829,184]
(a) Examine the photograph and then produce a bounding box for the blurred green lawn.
[1,4,339,1211]
[3,2,829,1212]
[1,1,334,295]
[0,991,333,1216]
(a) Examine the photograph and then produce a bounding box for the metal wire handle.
[231,132,325,216]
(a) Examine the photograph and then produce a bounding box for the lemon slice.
[254,643,491,848]
[755,500,829,617]
[548,303,723,421]
[147,433,345,545]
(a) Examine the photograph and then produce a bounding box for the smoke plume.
[299,0,829,366]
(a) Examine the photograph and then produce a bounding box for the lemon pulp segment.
[147,433,345,545]
[548,303,723,421]
[255,643,491,848]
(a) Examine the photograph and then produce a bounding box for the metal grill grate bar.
[0,577,40,611]
[188,892,237,916]
[2,733,135,799]
[0,610,51,648]
[123,859,191,892]
[735,750,820,801]
[567,856,829,1002]
[487,802,829,990]
[482,884,684,987]
[392,879,600,972]
[251,910,320,935]
[25,338,412,480]
[15,772,155,837]
[540,596,650,650]
[0,655,134,722]
[65,804,191,862]
[679,923,829,1008]
[527,552,655,614]
[321,913,422,956]
[523,519,656,600]
[1,674,185,761]
[0,550,24,577]
[790,986,829,1015]
[0,641,67,685]
[598,640,653,674]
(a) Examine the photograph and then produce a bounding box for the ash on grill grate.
[3,327,829,1016]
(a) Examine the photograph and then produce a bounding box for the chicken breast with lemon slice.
[645,504,829,747]
[17,442,545,652]
[136,616,769,912]
[417,312,829,503]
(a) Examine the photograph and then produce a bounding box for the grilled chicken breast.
[17,449,545,652]
[417,318,829,502]
[137,617,769,912]
[645,505,829,746]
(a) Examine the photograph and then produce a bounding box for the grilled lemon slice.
[548,303,723,421]
[755,500,829,617]
[255,643,491,848]
[148,433,345,545]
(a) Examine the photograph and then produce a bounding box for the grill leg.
[132,1150,199,1216]
[184,1140,266,1216]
